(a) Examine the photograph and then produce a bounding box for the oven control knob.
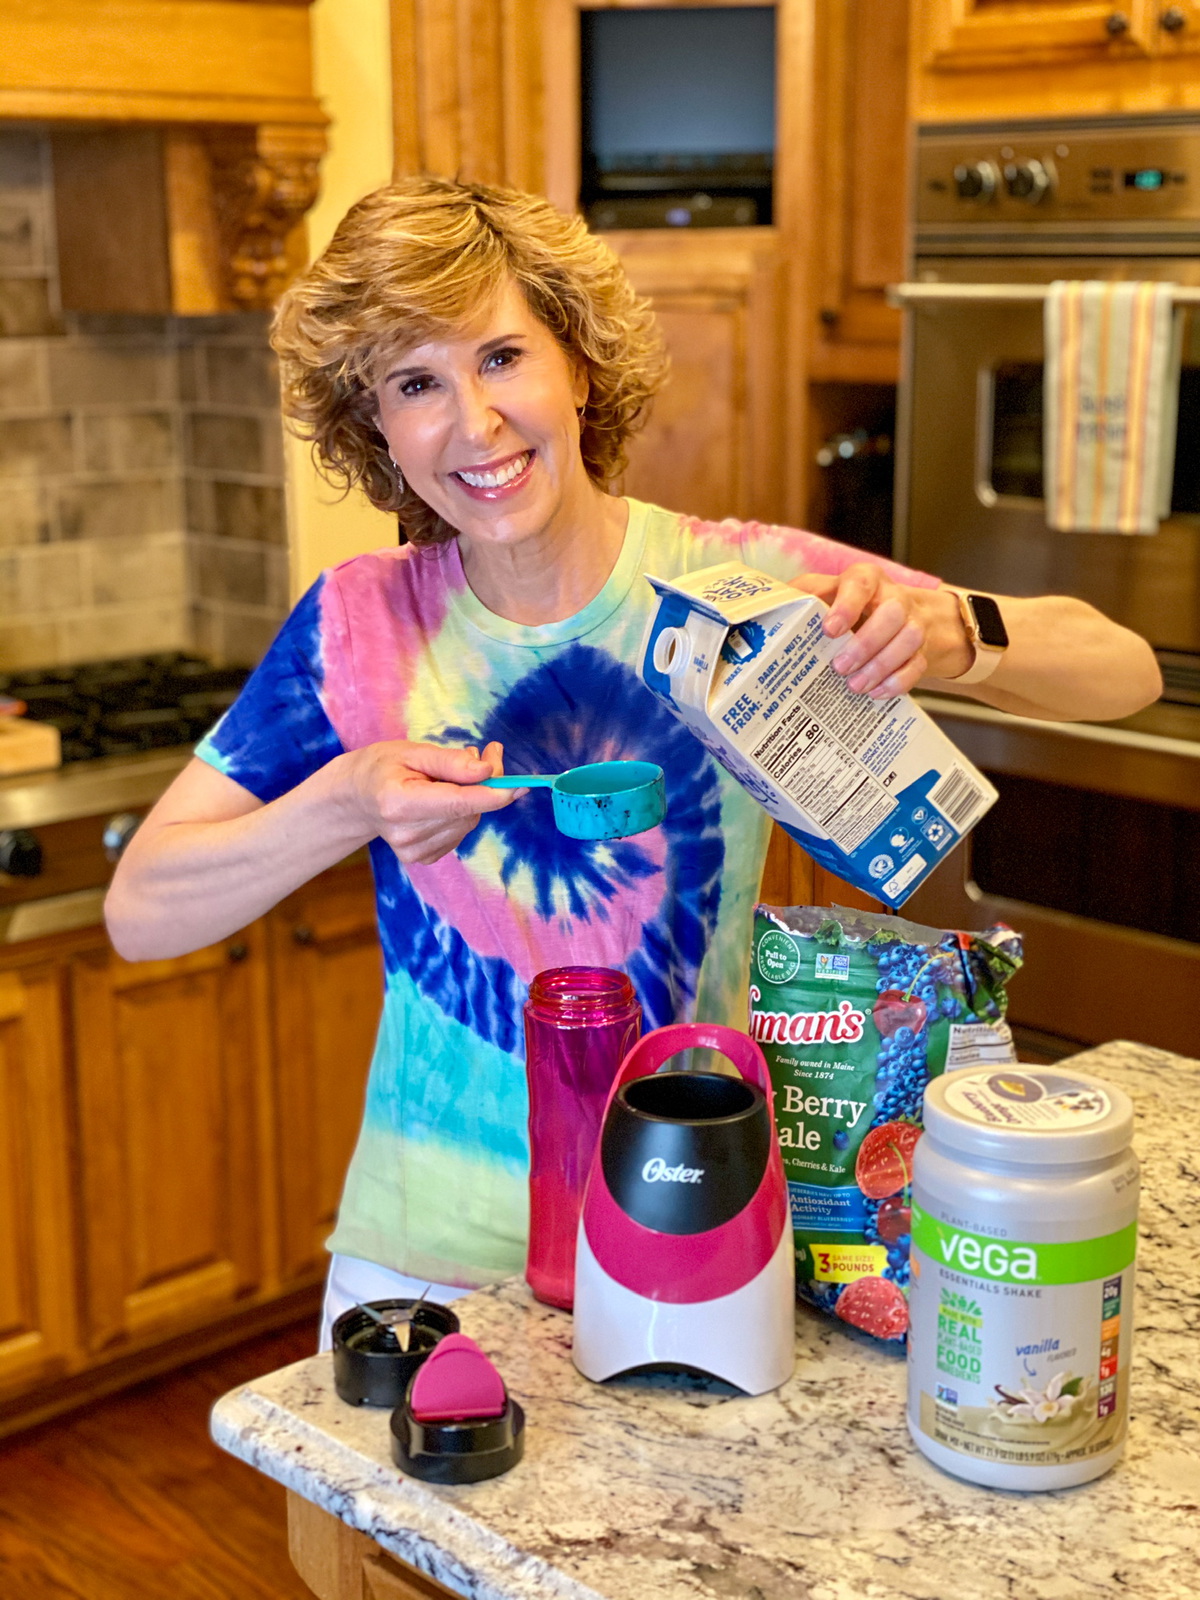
[1003,159,1052,201]
[0,828,43,878]
[103,812,142,864]
[953,160,998,201]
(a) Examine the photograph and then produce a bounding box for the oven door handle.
[887,281,1200,307]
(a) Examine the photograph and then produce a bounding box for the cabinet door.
[810,0,907,382]
[0,960,79,1395]
[758,826,882,913]
[269,865,383,1283]
[610,230,787,525]
[71,929,273,1354]
[915,0,1155,73]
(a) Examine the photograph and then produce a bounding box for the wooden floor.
[0,1319,319,1600]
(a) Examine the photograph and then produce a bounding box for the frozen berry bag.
[749,904,1022,1342]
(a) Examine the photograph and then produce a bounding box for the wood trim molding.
[391,0,541,188]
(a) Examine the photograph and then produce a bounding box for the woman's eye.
[485,346,522,371]
[399,374,436,397]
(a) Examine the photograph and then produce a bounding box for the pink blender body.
[572,1023,795,1395]
[523,967,642,1309]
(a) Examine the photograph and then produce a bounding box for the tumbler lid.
[391,1336,524,1484]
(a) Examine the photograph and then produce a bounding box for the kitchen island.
[212,1041,1200,1600]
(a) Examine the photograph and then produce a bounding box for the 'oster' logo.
[642,1158,704,1184]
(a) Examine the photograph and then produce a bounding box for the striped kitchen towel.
[1043,280,1181,535]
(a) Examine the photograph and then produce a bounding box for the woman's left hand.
[789,564,971,697]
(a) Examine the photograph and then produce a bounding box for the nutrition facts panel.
[751,705,897,852]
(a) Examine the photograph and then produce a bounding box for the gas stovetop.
[0,654,251,765]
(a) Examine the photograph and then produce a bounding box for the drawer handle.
[227,941,249,963]
[292,924,315,946]
[1106,10,1130,32]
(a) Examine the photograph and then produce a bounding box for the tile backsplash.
[0,129,289,670]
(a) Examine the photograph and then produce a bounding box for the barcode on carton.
[928,765,988,830]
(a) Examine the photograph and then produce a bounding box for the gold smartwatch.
[945,587,1009,684]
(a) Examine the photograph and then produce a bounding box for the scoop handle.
[480,774,557,789]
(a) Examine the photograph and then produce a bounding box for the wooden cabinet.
[917,1,1157,72]
[71,926,276,1354]
[613,229,787,523]
[269,869,383,1284]
[391,0,813,525]
[0,958,78,1398]
[914,0,1200,121]
[809,0,909,384]
[0,859,381,1436]
[388,0,931,525]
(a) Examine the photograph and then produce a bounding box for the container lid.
[923,1067,1133,1167]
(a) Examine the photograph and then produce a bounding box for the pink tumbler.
[524,967,642,1309]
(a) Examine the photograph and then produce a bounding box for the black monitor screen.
[581,7,776,173]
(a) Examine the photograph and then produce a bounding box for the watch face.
[970,594,1009,649]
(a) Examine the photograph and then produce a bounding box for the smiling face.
[372,280,595,556]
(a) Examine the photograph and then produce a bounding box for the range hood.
[0,0,328,312]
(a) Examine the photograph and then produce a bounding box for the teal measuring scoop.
[481,760,665,840]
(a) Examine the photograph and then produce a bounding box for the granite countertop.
[212,1041,1200,1600]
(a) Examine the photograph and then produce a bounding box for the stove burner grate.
[0,653,251,764]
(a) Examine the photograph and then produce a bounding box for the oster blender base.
[572,1023,795,1396]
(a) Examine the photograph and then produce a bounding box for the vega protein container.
[906,1066,1139,1490]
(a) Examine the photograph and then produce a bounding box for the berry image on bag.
[749,905,1022,1341]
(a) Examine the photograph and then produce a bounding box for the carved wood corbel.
[205,124,326,311]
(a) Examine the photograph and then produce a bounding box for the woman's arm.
[105,740,515,961]
[791,565,1162,722]
[915,591,1162,721]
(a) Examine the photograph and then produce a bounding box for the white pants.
[318,1253,471,1351]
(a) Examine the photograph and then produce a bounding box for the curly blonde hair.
[271,176,668,545]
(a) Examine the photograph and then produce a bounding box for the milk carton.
[640,563,997,908]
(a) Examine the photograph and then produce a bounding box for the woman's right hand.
[344,738,521,865]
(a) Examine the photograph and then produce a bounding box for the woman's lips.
[452,450,535,501]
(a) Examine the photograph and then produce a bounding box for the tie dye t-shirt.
[197,498,938,1286]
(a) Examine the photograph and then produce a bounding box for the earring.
[576,406,586,422]
[390,457,405,493]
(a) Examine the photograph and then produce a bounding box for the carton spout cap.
[652,626,690,676]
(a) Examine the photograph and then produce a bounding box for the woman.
[105,178,1161,1339]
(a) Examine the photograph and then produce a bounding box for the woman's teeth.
[457,452,531,489]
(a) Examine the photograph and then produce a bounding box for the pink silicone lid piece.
[409,1334,507,1423]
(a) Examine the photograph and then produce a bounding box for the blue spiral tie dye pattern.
[192,499,884,1285]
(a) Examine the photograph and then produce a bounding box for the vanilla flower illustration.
[991,1370,1082,1422]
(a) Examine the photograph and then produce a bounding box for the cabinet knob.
[0,828,43,878]
[1106,10,1130,32]
[818,307,840,327]
[1160,5,1187,29]
[292,924,315,946]
[102,812,142,863]
[227,941,249,963]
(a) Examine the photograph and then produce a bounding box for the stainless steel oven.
[894,115,1200,1058]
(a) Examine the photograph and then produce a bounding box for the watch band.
[945,587,1008,685]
